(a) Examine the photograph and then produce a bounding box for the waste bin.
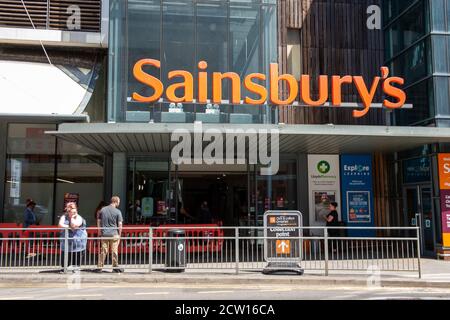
[165,229,186,272]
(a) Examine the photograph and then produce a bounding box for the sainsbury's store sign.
[132,59,407,118]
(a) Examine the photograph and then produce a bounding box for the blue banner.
[340,155,375,237]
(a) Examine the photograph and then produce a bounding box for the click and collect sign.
[438,154,450,248]
[264,211,302,262]
[341,155,375,236]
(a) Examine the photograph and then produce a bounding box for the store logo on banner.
[343,165,370,175]
[439,154,450,190]
[132,59,408,118]
[438,154,450,247]
[317,161,331,174]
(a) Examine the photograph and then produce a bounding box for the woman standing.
[94,201,108,221]
[59,207,87,271]
[323,202,340,253]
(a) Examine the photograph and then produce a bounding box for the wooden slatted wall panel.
[286,0,303,29]
[0,0,48,29]
[278,0,385,125]
[49,0,101,32]
[0,0,101,32]
[373,153,391,228]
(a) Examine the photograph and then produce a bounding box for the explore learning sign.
[340,155,375,237]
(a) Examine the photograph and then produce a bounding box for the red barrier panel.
[87,226,150,254]
[0,228,23,254]
[1,224,224,255]
[21,226,61,255]
[0,223,23,229]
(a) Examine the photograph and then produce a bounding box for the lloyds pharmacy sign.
[132,59,408,118]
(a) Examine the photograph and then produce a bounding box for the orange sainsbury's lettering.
[269,63,298,105]
[244,73,267,105]
[213,72,241,104]
[166,70,194,103]
[131,59,407,118]
[383,76,406,109]
[301,75,328,106]
[331,75,353,106]
[132,59,164,103]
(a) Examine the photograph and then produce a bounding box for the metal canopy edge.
[46,123,450,154]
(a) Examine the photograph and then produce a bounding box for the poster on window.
[64,193,79,210]
[308,155,341,227]
[142,197,154,217]
[346,191,371,223]
[10,159,22,203]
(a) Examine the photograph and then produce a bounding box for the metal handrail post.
[324,228,329,276]
[235,227,239,275]
[416,227,422,279]
[64,228,69,273]
[149,227,153,273]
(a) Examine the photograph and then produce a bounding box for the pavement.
[0,259,448,289]
[1,282,450,300]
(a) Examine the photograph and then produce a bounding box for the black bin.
[165,229,186,272]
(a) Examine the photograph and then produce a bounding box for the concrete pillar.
[112,153,127,219]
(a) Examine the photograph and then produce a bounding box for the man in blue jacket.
[23,200,37,228]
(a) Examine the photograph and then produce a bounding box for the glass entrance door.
[127,157,172,225]
[403,185,435,256]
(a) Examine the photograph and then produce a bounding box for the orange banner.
[438,154,450,190]
[438,154,450,247]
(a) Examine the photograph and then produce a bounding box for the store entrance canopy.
[47,123,450,155]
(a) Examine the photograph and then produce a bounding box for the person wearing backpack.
[59,206,88,272]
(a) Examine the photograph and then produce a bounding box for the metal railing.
[0,226,421,278]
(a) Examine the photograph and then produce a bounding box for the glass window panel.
[127,0,162,110]
[55,140,104,227]
[385,1,426,59]
[230,5,260,101]
[383,0,416,24]
[430,0,446,31]
[432,36,449,73]
[435,77,450,116]
[3,124,56,225]
[116,0,277,123]
[395,78,434,125]
[257,160,297,217]
[390,40,429,86]
[196,3,228,100]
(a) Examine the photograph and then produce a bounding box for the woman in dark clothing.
[324,202,340,254]
[95,201,108,221]
[324,202,339,237]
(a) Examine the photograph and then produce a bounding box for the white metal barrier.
[0,226,421,278]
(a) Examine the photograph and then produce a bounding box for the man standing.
[96,196,124,273]
[23,200,37,228]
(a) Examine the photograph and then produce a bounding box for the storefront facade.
[383,0,450,256]
[1,0,450,258]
